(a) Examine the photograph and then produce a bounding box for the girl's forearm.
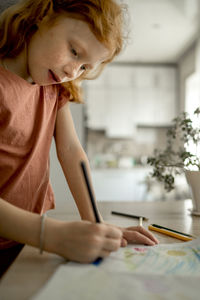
[0,197,60,253]
[0,198,120,263]
[57,147,103,222]
[0,197,42,247]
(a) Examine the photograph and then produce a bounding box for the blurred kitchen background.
[50,0,200,206]
[78,0,200,203]
[1,0,200,206]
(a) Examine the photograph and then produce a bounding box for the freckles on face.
[44,31,66,64]
[27,28,66,84]
[27,16,110,85]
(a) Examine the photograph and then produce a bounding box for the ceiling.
[116,0,200,63]
[1,0,200,64]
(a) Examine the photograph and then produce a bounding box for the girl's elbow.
[56,143,86,163]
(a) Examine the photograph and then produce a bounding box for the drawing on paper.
[103,238,200,276]
[32,238,200,300]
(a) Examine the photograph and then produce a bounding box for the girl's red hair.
[0,0,126,102]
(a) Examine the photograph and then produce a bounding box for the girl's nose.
[63,63,80,80]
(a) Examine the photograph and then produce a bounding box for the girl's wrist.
[39,214,46,254]
[80,212,104,223]
[42,217,64,255]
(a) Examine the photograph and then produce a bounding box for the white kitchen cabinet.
[86,88,107,130]
[91,167,152,202]
[106,89,135,137]
[85,65,177,136]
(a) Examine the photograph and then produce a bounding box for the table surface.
[0,199,200,300]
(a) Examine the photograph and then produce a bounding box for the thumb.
[121,237,127,247]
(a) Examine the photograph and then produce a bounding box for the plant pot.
[185,170,200,214]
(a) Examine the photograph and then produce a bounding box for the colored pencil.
[80,161,102,265]
[148,224,195,241]
[111,211,148,221]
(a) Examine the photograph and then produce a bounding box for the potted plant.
[147,107,200,212]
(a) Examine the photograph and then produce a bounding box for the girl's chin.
[28,76,50,86]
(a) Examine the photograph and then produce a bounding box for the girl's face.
[27,15,109,85]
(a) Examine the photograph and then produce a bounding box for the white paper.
[32,238,200,300]
[103,236,200,275]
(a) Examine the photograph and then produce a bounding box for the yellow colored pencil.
[148,224,194,241]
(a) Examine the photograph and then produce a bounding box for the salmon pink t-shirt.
[0,66,69,249]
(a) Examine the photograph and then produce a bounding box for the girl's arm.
[54,102,102,222]
[0,197,122,262]
[54,102,159,246]
[0,197,42,248]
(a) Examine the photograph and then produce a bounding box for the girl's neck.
[0,48,34,84]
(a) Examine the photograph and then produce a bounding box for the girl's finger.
[99,249,111,258]
[125,226,159,244]
[104,225,123,240]
[121,238,127,247]
[136,226,159,244]
[103,237,121,252]
[123,230,156,246]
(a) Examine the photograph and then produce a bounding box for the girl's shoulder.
[0,65,37,91]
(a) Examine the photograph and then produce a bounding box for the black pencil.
[80,161,101,223]
[150,224,195,238]
[80,161,102,265]
[111,211,148,221]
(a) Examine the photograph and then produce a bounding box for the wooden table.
[0,199,200,300]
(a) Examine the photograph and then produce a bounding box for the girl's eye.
[71,48,78,57]
[80,65,86,71]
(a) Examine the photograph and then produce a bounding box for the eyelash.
[71,45,86,71]
[71,47,78,57]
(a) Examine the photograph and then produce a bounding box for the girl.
[0,0,158,276]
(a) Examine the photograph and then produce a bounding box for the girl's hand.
[45,220,122,263]
[119,226,159,247]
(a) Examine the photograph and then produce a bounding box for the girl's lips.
[49,70,60,83]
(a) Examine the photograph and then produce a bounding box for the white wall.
[178,42,196,111]
[178,34,200,112]
[49,103,85,211]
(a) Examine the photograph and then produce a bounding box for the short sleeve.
[57,85,71,110]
